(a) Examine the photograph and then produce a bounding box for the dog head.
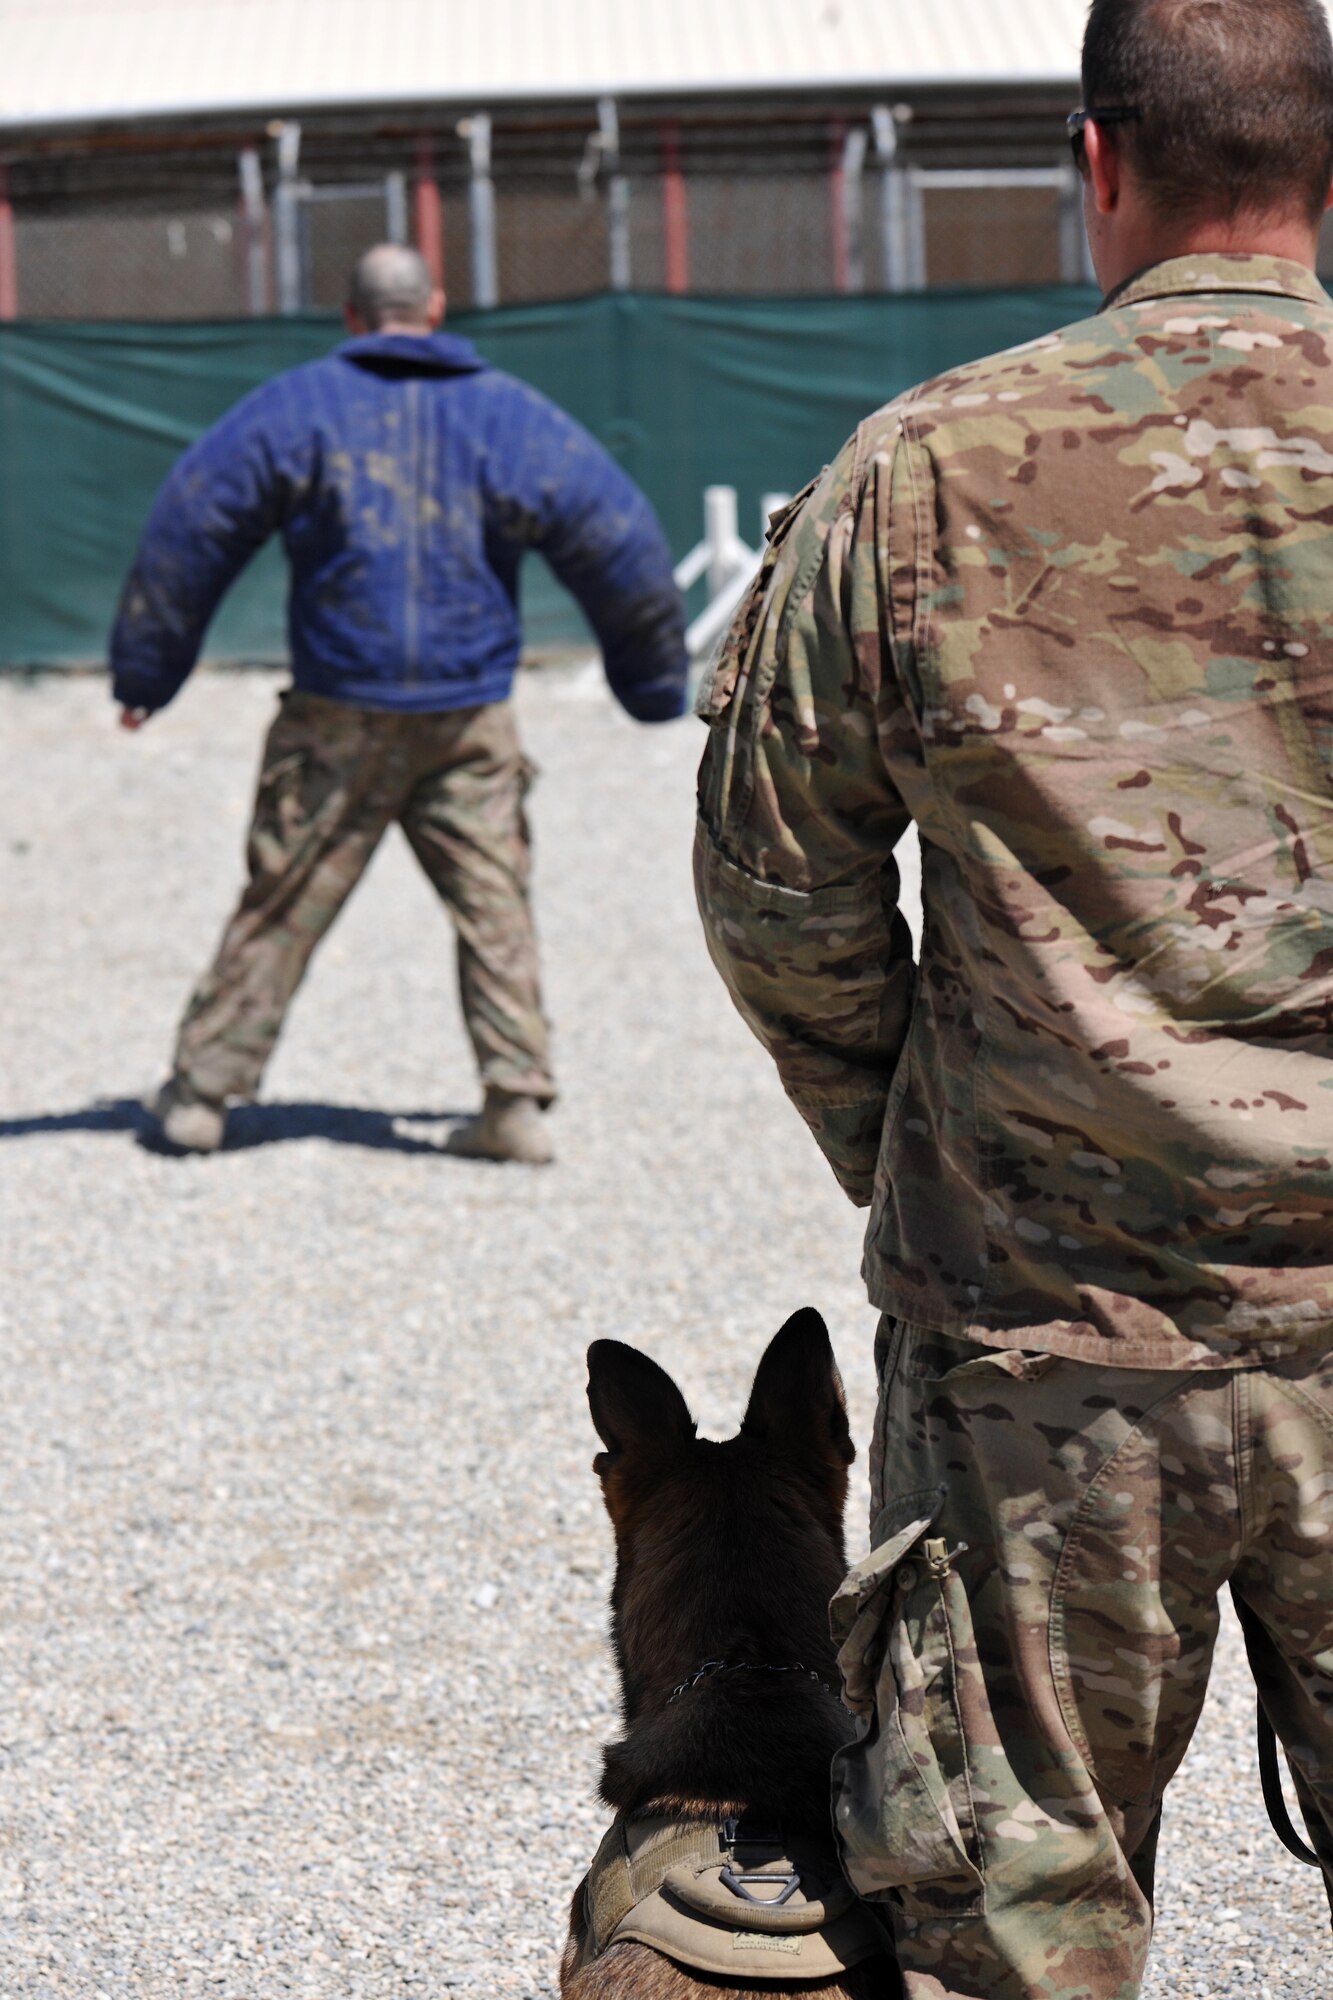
[585,1308,854,1726]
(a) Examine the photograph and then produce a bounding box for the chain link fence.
[10,100,1329,321]
[14,199,241,318]
[3,174,1082,319]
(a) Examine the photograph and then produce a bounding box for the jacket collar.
[1104,252,1330,313]
[336,330,486,375]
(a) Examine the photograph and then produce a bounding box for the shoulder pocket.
[694,472,822,723]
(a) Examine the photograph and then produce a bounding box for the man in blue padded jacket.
[111,244,688,1162]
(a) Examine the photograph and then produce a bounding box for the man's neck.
[1099,214,1321,298]
[367,319,437,338]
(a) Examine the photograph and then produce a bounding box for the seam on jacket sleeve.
[693,425,919,1201]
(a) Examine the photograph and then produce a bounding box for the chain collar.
[666,1659,837,1705]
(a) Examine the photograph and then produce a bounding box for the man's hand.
[118,706,149,731]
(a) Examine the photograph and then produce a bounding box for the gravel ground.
[0,665,1328,1999]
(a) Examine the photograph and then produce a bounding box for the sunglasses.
[1067,105,1142,172]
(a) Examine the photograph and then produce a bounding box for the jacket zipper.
[403,377,422,688]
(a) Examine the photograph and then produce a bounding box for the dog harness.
[571,1810,888,1982]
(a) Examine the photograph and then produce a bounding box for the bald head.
[347,244,442,332]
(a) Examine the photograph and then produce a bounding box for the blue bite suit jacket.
[109,331,688,721]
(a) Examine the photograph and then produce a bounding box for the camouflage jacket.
[695,254,1333,1368]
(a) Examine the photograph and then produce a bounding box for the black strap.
[1256,1704,1321,1868]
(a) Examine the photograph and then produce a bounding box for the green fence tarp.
[0,287,1099,668]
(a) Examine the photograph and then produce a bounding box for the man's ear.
[587,1340,695,1475]
[1084,117,1122,217]
[741,1307,855,1469]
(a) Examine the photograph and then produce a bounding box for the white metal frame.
[674,486,789,660]
[266,119,414,315]
[881,159,1092,291]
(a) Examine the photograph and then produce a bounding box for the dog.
[560,1307,897,1998]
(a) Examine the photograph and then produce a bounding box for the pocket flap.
[831,1487,945,1641]
[830,1487,945,1713]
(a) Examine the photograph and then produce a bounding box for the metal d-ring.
[719,1866,801,1907]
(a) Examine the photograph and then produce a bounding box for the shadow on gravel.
[0,1098,470,1155]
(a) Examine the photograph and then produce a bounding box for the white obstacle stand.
[674,485,789,660]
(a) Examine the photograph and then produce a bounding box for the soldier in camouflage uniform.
[695,1,1333,1991]
[111,245,687,1158]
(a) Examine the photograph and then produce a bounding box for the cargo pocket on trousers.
[830,1485,986,1919]
[247,748,311,880]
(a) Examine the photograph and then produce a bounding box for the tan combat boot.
[445,1087,554,1165]
[149,1079,227,1153]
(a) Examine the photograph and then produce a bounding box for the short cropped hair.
[348,243,435,329]
[1082,0,1333,224]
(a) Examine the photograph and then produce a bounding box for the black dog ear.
[740,1307,855,1469]
[587,1340,696,1473]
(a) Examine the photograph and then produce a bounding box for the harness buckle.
[722,1814,784,1852]
[720,1817,799,1905]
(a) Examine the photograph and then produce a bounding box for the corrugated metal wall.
[0,0,1087,126]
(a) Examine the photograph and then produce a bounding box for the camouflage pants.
[831,1319,1333,1999]
[174,690,553,1106]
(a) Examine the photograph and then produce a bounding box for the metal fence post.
[883,167,911,290]
[872,105,916,293]
[662,120,688,295]
[1058,160,1086,284]
[905,167,928,291]
[598,97,631,291]
[0,165,18,320]
[838,123,868,293]
[272,121,304,314]
[237,147,268,315]
[414,135,445,291]
[465,113,498,309]
[385,171,408,246]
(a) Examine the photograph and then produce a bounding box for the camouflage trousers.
[174,690,553,1107]
[831,1319,1333,2000]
